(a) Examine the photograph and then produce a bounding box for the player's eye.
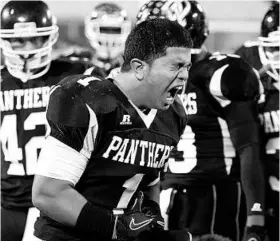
[177,63,184,69]
[10,38,25,45]
[177,63,192,71]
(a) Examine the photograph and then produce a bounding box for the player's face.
[9,36,47,52]
[146,47,191,110]
[265,46,280,66]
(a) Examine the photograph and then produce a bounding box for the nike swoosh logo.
[129,218,154,230]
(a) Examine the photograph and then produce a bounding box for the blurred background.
[0,0,276,55]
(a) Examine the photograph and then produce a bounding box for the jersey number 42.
[0,112,47,176]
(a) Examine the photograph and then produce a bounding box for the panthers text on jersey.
[34,74,187,240]
[1,58,91,209]
[162,53,262,188]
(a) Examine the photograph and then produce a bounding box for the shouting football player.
[32,18,193,241]
[136,1,267,241]
[235,3,279,241]
[0,1,92,241]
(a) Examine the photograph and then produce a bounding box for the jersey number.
[0,112,47,176]
[168,125,198,173]
[180,92,197,115]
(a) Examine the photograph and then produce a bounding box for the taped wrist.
[75,202,113,239]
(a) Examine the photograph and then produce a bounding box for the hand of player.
[112,192,164,241]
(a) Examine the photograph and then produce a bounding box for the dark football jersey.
[35,74,187,239]
[236,45,279,179]
[0,58,92,209]
[162,53,262,188]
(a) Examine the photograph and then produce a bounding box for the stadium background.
[0,0,274,58]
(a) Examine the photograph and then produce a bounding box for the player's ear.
[130,58,146,81]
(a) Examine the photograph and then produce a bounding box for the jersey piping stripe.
[235,182,241,241]
[217,117,236,175]
[79,104,98,158]
[209,64,231,107]
[210,184,217,234]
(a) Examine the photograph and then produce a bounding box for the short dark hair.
[121,18,193,72]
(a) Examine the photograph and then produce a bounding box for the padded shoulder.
[208,54,262,102]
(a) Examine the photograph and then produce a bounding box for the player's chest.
[95,104,182,140]
[0,81,54,113]
[0,83,53,148]
[93,109,180,169]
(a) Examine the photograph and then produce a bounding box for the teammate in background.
[32,18,193,241]
[136,1,267,241]
[53,3,131,79]
[55,3,131,79]
[80,2,131,78]
[0,1,92,241]
[235,3,279,241]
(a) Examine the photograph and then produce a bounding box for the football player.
[136,1,267,241]
[53,3,131,79]
[0,1,92,241]
[235,3,279,241]
[81,2,131,78]
[32,18,193,241]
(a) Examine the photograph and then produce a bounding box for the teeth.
[174,86,182,90]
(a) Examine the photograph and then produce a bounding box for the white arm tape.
[36,136,89,186]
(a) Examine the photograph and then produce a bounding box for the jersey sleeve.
[223,100,260,151]
[209,57,262,106]
[46,76,98,158]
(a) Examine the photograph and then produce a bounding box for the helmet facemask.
[258,28,280,82]
[0,22,58,82]
[85,6,131,65]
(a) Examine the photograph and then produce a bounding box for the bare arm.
[32,175,87,227]
[32,136,90,227]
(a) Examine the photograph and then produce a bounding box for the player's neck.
[113,72,149,108]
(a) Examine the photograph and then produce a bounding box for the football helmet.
[258,3,280,81]
[85,3,131,63]
[0,1,59,81]
[136,0,209,53]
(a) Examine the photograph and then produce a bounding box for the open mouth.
[167,85,183,99]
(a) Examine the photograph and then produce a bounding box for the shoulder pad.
[47,83,89,127]
[62,75,118,114]
[209,57,261,102]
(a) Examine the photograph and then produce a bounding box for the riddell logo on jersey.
[120,115,132,125]
[251,203,262,212]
